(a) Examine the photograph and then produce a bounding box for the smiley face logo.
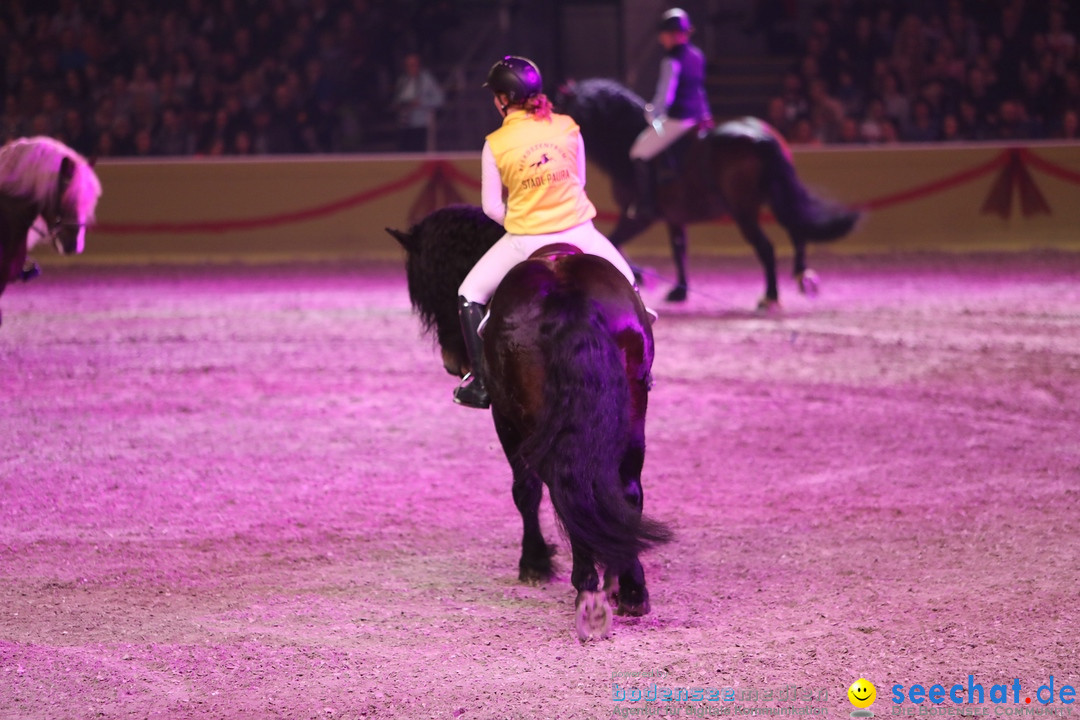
[848,678,876,716]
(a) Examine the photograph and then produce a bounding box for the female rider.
[453,55,639,409]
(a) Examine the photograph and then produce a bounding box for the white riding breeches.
[629,116,699,160]
[458,220,637,304]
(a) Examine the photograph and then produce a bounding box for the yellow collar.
[501,109,530,127]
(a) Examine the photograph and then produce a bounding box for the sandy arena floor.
[1,251,1078,720]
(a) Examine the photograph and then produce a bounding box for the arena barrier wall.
[43,143,1080,266]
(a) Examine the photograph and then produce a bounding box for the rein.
[29,212,86,249]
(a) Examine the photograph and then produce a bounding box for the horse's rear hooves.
[756,297,781,312]
[575,590,612,642]
[797,269,820,297]
[665,285,687,303]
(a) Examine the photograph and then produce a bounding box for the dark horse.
[558,79,860,307]
[0,136,102,326]
[389,205,671,641]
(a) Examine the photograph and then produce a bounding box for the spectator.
[1055,108,1080,140]
[835,115,863,144]
[992,99,1039,140]
[154,107,191,156]
[860,97,890,143]
[778,71,809,128]
[879,70,910,128]
[957,98,990,140]
[789,116,823,146]
[60,108,94,156]
[391,52,443,152]
[879,118,902,144]
[940,113,965,142]
[903,99,940,142]
[806,77,845,143]
[764,95,794,140]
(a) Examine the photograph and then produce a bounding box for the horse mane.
[0,136,102,223]
[401,204,504,353]
[557,79,648,182]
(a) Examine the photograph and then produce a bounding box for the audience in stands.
[0,0,455,155]
[2,0,1078,155]
[776,0,1080,145]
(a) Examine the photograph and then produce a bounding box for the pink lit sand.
[1,252,1078,719]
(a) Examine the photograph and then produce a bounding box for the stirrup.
[627,202,654,222]
[453,373,490,409]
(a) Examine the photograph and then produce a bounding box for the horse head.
[48,156,84,256]
[387,205,504,376]
[557,78,648,182]
[1,137,102,258]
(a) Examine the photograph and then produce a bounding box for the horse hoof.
[797,269,820,297]
[616,597,651,617]
[603,575,620,607]
[519,560,555,585]
[665,285,688,303]
[756,297,781,312]
[611,579,651,616]
[20,262,41,282]
[575,590,612,642]
[519,542,557,584]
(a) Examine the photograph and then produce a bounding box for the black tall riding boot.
[454,296,490,409]
[629,158,655,222]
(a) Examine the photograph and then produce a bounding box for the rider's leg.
[630,159,654,222]
[454,295,490,408]
[455,233,532,409]
[565,221,638,287]
[628,127,661,222]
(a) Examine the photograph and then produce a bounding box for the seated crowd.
[2,0,1078,157]
[768,0,1080,144]
[0,0,457,156]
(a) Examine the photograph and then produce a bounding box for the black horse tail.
[518,288,671,571]
[761,137,861,242]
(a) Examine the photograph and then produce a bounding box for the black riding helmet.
[658,7,692,33]
[483,56,543,105]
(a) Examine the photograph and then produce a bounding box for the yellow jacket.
[485,110,596,235]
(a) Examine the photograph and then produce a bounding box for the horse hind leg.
[604,559,650,617]
[605,439,651,617]
[665,222,689,302]
[734,214,781,310]
[789,236,820,297]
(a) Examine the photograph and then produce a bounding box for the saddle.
[527,243,656,325]
[528,242,582,261]
[652,119,716,187]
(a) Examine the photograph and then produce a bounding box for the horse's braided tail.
[762,137,861,242]
[518,287,671,571]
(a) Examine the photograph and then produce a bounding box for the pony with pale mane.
[0,136,101,326]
